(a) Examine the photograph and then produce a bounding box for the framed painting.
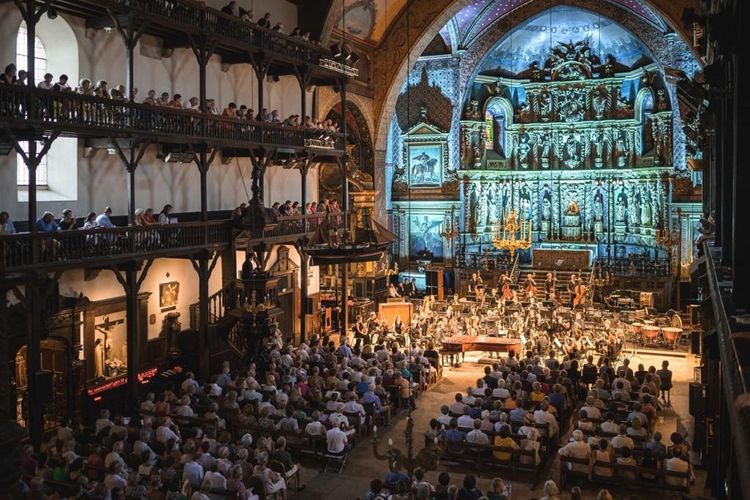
[409,214,445,259]
[159,281,179,309]
[407,143,443,186]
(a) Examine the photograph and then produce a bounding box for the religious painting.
[159,281,179,309]
[407,144,443,186]
[409,214,444,259]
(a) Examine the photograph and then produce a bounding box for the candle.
[373,425,378,435]
[388,438,393,447]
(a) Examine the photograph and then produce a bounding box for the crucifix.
[95,316,125,377]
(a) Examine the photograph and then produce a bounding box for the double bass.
[573,281,587,307]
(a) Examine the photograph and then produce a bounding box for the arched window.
[16,22,48,187]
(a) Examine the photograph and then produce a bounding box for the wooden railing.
[261,212,348,239]
[109,0,332,67]
[0,221,232,273]
[0,85,345,151]
[702,240,750,496]
[596,257,672,277]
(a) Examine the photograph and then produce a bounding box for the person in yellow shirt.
[492,425,518,462]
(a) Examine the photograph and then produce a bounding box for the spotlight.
[164,152,180,163]
[341,47,350,61]
[330,44,341,58]
[46,7,57,19]
[349,52,360,66]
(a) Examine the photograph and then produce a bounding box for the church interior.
[0,0,748,498]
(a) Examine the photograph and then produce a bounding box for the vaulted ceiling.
[331,0,671,46]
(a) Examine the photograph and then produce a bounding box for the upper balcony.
[0,85,346,154]
[31,0,353,85]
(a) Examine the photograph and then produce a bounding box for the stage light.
[46,7,57,19]
[349,52,360,66]
[330,44,342,58]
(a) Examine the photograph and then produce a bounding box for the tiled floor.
[289,350,705,499]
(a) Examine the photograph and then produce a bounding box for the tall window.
[16,22,48,187]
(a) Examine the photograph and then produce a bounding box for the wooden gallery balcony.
[0,212,349,276]
[0,86,345,153]
[27,0,350,83]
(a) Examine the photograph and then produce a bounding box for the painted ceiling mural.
[332,0,666,46]
[477,5,655,75]
[336,0,406,43]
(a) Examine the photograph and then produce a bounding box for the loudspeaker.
[689,382,706,418]
[36,371,53,406]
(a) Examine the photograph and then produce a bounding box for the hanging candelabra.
[491,208,532,256]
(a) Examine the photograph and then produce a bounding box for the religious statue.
[473,144,482,168]
[537,132,552,169]
[542,196,552,221]
[460,128,472,167]
[591,128,606,168]
[591,87,608,119]
[163,312,182,358]
[516,130,532,169]
[615,130,629,168]
[615,190,628,224]
[562,132,583,169]
[593,191,604,234]
[468,184,478,232]
[631,189,642,228]
[465,100,481,120]
[642,192,653,227]
[656,89,668,111]
[478,184,489,229]
[538,89,553,121]
[519,183,531,218]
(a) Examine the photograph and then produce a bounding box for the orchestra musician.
[500,273,513,301]
[469,272,483,293]
[567,274,578,307]
[524,273,538,299]
[545,272,557,300]
[573,279,587,307]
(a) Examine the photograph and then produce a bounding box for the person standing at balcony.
[156,92,170,106]
[53,74,71,92]
[36,212,61,233]
[272,22,283,32]
[38,73,54,90]
[186,97,200,112]
[59,209,78,230]
[206,99,219,115]
[142,89,157,105]
[96,207,115,229]
[158,204,175,224]
[169,94,183,108]
[241,10,254,23]
[221,1,238,16]
[0,211,16,234]
[222,102,238,117]
[94,80,110,99]
[0,64,17,84]
[257,13,271,28]
[76,78,93,96]
[16,70,28,86]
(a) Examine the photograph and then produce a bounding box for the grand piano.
[441,335,523,366]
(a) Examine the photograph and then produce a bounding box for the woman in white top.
[591,438,614,478]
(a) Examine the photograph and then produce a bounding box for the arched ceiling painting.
[333,0,667,48]
[476,5,656,75]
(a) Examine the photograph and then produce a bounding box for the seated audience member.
[592,439,614,478]
[664,450,692,487]
[59,209,78,230]
[36,211,61,233]
[157,204,175,224]
[0,211,16,234]
[610,424,635,450]
[558,430,591,472]
[492,425,518,462]
[95,207,115,228]
[466,419,490,445]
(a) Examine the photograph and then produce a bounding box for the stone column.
[374,149,387,224]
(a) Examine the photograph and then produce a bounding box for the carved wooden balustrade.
[0,85,345,151]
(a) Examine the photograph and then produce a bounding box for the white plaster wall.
[0,2,316,220]
[56,258,224,340]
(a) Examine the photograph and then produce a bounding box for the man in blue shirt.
[36,212,60,233]
[441,420,466,442]
[362,385,382,412]
[95,207,115,228]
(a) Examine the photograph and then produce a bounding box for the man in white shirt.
[326,393,345,412]
[181,373,200,394]
[343,394,366,418]
[140,393,156,413]
[610,424,635,450]
[466,419,490,445]
[326,420,349,455]
[95,409,113,436]
[664,452,691,486]
[305,413,326,436]
[558,430,591,472]
[174,396,195,417]
[156,419,180,445]
[580,397,602,419]
[492,379,511,399]
[533,401,559,437]
[437,405,452,427]
[600,413,619,434]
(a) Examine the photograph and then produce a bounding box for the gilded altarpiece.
[457,46,676,260]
